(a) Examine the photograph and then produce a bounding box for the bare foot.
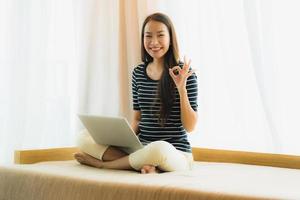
[74,152,103,168]
[140,165,161,174]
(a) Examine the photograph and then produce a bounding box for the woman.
[74,12,198,174]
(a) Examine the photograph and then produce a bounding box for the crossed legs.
[74,146,158,173]
[74,130,192,173]
[74,130,158,173]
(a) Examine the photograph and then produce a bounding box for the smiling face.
[143,20,171,61]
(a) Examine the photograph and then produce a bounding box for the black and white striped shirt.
[132,63,198,153]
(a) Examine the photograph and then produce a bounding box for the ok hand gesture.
[169,56,195,93]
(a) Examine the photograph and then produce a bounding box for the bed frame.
[14,146,300,169]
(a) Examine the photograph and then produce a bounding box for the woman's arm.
[169,56,198,133]
[178,88,198,132]
[131,110,141,135]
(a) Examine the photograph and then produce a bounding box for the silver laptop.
[78,114,143,153]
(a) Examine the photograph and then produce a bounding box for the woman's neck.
[152,58,164,69]
[146,58,164,80]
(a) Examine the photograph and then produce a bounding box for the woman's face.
[143,20,171,61]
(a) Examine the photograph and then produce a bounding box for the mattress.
[1,160,300,200]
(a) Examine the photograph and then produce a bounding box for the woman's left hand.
[169,56,195,93]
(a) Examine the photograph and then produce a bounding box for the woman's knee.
[76,129,94,150]
[76,129,109,160]
[146,141,175,160]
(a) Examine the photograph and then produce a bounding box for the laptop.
[78,114,143,153]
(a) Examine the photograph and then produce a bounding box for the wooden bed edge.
[14,147,300,169]
[14,147,80,164]
[192,147,300,170]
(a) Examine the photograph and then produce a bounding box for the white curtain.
[0,0,79,163]
[1,0,300,163]
[0,0,123,163]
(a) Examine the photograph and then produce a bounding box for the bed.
[1,147,300,200]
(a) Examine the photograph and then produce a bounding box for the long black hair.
[141,13,180,126]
